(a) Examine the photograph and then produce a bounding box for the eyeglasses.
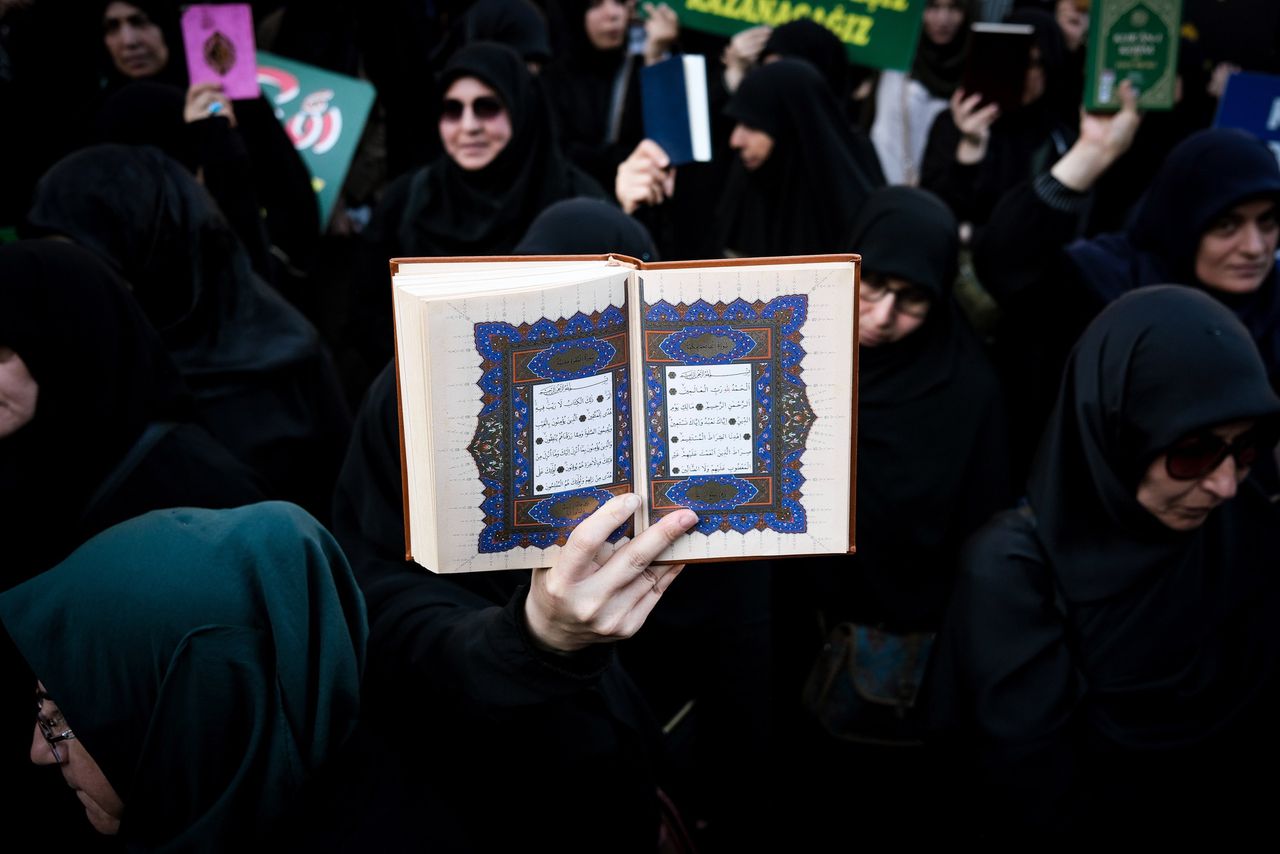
[1164,429,1269,481]
[440,96,505,122]
[35,691,76,763]
[860,279,931,318]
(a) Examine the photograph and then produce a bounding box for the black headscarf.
[719,58,884,257]
[94,79,197,170]
[832,187,1010,628]
[1065,129,1280,386]
[441,0,552,66]
[0,240,192,583]
[1028,286,1280,603]
[537,0,647,191]
[27,144,318,379]
[26,144,351,519]
[911,0,976,99]
[391,42,601,257]
[932,286,1280,838]
[93,0,187,91]
[514,197,659,261]
[763,19,852,99]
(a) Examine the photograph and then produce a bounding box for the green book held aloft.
[1084,0,1182,111]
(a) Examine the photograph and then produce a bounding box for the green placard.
[255,51,377,228]
[668,0,927,72]
[1084,0,1182,111]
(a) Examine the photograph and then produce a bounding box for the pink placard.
[181,4,258,100]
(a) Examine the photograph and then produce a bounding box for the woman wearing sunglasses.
[931,286,1280,842]
[355,41,603,371]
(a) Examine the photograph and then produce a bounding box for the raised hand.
[950,89,1000,164]
[184,82,237,127]
[524,493,697,653]
[722,24,772,92]
[615,139,676,214]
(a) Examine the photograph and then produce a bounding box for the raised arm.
[973,83,1141,301]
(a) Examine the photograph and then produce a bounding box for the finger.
[593,507,697,591]
[1117,79,1140,112]
[595,535,628,567]
[616,557,682,611]
[661,168,676,199]
[635,139,671,169]
[557,494,641,583]
[615,564,686,637]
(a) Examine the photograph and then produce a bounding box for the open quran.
[390,254,859,573]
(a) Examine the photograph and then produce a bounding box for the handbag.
[801,620,935,747]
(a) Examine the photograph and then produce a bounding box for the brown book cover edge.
[390,253,859,564]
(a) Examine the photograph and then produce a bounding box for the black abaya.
[26,145,350,521]
[932,287,1280,841]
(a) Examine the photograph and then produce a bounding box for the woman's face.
[1136,419,1259,531]
[584,0,632,51]
[31,684,125,835]
[922,0,965,47]
[102,1,169,79]
[1194,198,1279,294]
[1055,0,1089,52]
[1022,45,1045,105]
[729,123,774,171]
[0,346,38,438]
[439,77,513,172]
[858,275,930,347]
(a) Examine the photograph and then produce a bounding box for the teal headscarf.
[0,502,367,851]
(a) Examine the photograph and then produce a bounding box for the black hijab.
[26,144,350,519]
[1066,129,1280,387]
[932,292,1280,838]
[514,197,658,261]
[832,187,1010,628]
[1028,286,1280,604]
[393,42,600,257]
[0,240,190,583]
[94,0,187,91]
[26,144,318,380]
[94,80,197,170]
[719,58,884,257]
[762,19,852,99]
[441,0,552,66]
[911,0,976,99]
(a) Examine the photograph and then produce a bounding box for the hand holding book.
[616,139,675,213]
[1051,80,1143,192]
[524,494,697,653]
[950,89,1001,165]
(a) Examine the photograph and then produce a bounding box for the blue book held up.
[1214,71,1280,166]
[640,54,712,166]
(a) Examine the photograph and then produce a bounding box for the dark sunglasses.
[440,96,504,121]
[1164,429,1269,480]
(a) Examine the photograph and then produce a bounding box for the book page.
[418,269,636,572]
[638,262,855,562]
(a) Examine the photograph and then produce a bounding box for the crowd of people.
[2,0,1279,850]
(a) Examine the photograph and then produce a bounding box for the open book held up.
[391,254,860,573]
